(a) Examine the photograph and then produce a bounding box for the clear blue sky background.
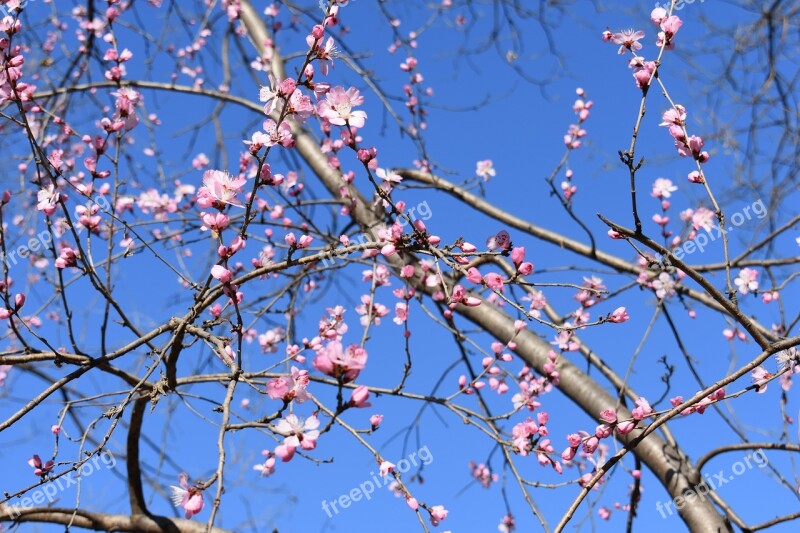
[1,1,798,532]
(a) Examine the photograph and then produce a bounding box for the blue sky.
[1,0,798,532]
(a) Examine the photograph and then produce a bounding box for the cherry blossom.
[486,229,512,251]
[657,15,683,50]
[476,159,496,181]
[734,268,759,295]
[651,178,677,198]
[650,7,668,26]
[607,307,629,323]
[429,505,449,526]
[198,170,246,208]
[630,57,657,88]
[317,86,367,128]
[652,272,676,299]
[751,367,771,393]
[211,265,232,284]
[28,454,54,477]
[36,184,60,215]
[253,451,276,477]
[776,349,798,372]
[631,397,653,420]
[348,385,371,408]
[267,367,311,403]
[379,460,395,476]
[262,118,295,148]
[275,414,320,450]
[313,341,367,382]
[499,514,516,533]
[469,461,498,488]
[170,472,204,519]
[611,29,646,54]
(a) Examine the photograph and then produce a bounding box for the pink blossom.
[616,420,636,434]
[476,159,495,181]
[595,423,613,439]
[484,272,504,290]
[267,368,311,403]
[652,272,676,299]
[486,230,511,251]
[582,436,599,454]
[551,331,579,352]
[393,302,408,324]
[611,29,646,54]
[297,235,313,249]
[511,247,525,266]
[317,86,367,128]
[379,460,395,476]
[53,245,86,269]
[734,268,759,295]
[650,7,667,26]
[599,408,617,424]
[258,77,284,115]
[562,446,576,461]
[349,385,371,408]
[776,349,798,372]
[469,461,498,488]
[211,265,232,284]
[28,454,54,476]
[651,178,677,198]
[676,135,706,159]
[631,397,653,420]
[201,212,229,232]
[200,170,245,207]
[313,341,368,382]
[429,505,448,526]
[657,16,683,50]
[660,105,686,128]
[631,58,657,88]
[607,307,629,323]
[370,414,383,429]
[751,367,771,393]
[499,514,516,533]
[466,267,483,284]
[275,414,320,450]
[688,170,704,183]
[274,444,296,462]
[262,118,294,147]
[36,184,59,215]
[400,265,415,278]
[170,472,204,519]
[253,453,276,477]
